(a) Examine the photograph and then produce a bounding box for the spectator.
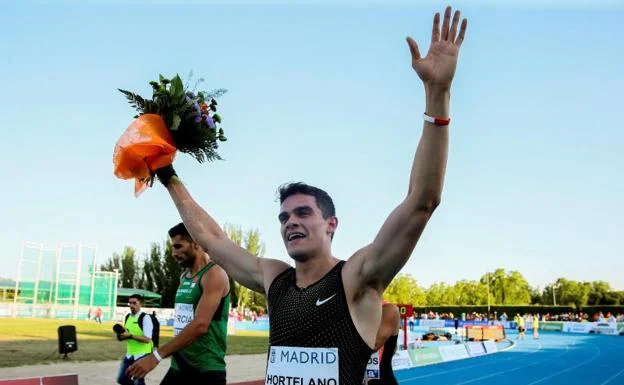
[115,294,154,385]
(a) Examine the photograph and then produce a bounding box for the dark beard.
[178,255,195,268]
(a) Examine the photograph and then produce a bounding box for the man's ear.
[328,216,338,239]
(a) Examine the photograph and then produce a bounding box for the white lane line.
[451,339,576,385]
[398,339,550,382]
[599,367,624,385]
[525,345,601,385]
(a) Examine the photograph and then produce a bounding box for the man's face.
[128,298,141,314]
[278,194,337,262]
[171,235,197,268]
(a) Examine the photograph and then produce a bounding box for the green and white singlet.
[172,262,230,372]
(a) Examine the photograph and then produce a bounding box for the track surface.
[396,332,624,385]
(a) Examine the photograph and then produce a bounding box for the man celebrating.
[154,6,467,385]
[116,294,154,385]
[127,223,231,385]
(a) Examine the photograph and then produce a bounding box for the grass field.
[0,318,268,368]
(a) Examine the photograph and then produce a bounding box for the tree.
[383,274,426,305]
[119,247,140,288]
[601,291,623,305]
[587,281,613,305]
[542,278,590,308]
[133,241,179,307]
[452,280,488,305]
[505,271,532,304]
[138,243,163,293]
[425,282,456,305]
[100,254,121,274]
[223,224,267,312]
[159,239,182,308]
[101,246,139,288]
[481,269,531,305]
[530,286,542,304]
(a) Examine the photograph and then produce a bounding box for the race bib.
[365,351,380,380]
[174,303,194,336]
[266,346,339,385]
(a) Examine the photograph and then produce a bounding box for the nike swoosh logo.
[315,294,337,306]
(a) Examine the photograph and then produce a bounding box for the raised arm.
[346,6,467,292]
[157,168,290,293]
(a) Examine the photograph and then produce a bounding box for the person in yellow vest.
[532,314,540,339]
[516,314,525,340]
[116,294,154,385]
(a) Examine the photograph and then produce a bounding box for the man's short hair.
[277,182,336,219]
[129,294,143,303]
[169,222,191,239]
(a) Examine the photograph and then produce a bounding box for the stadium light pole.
[552,284,558,306]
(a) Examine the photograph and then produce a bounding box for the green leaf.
[171,114,181,130]
[159,74,166,82]
[170,75,184,98]
[213,113,222,123]
[118,89,148,113]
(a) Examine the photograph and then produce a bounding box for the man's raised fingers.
[431,12,441,43]
[441,6,452,41]
[455,18,468,46]
[406,37,421,61]
[448,10,461,42]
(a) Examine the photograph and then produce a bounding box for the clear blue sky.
[1,1,622,291]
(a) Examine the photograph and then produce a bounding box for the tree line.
[383,269,624,308]
[102,227,622,310]
[101,224,265,311]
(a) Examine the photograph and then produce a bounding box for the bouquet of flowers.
[113,73,227,196]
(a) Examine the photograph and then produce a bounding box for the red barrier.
[0,374,78,385]
[0,380,38,385]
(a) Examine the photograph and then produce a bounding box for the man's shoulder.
[204,262,228,281]
[200,263,229,292]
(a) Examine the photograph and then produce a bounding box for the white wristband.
[152,350,162,362]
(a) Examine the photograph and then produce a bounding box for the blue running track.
[396,333,624,385]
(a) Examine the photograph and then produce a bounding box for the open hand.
[406,6,467,89]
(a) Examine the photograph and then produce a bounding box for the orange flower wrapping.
[113,114,177,196]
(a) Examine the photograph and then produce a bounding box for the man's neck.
[295,254,339,288]
[190,253,208,275]
[131,309,141,315]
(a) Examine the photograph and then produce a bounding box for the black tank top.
[267,261,374,385]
